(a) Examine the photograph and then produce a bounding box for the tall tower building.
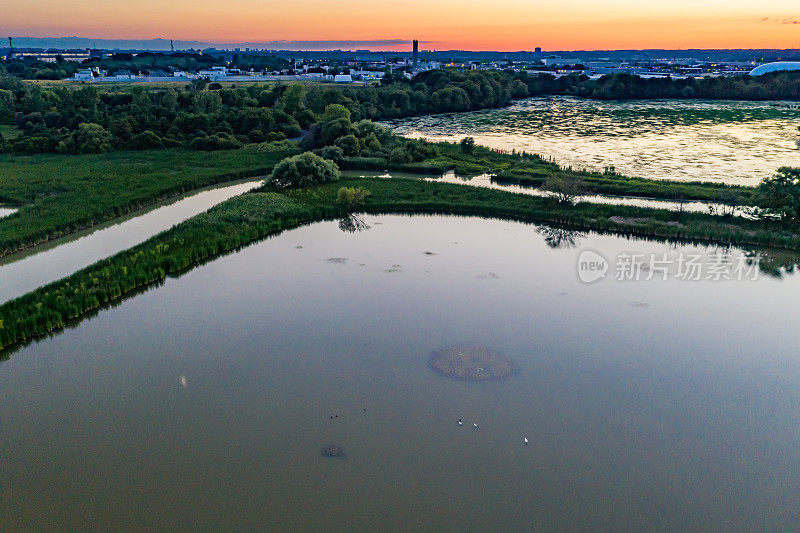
[412,39,419,69]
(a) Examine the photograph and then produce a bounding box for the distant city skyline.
[3,0,800,50]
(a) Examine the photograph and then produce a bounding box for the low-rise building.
[73,68,95,81]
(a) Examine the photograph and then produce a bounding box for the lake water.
[3,215,799,530]
[0,179,263,305]
[387,97,800,185]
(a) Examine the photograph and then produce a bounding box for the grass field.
[0,144,299,256]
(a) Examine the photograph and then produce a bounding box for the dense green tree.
[131,130,163,149]
[194,91,223,114]
[189,132,242,151]
[430,86,471,112]
[0,89,14,123]
[268,152,340,188]
[334,134,360,156]
[753,167,800,221]
[279,84,306,116]
[57,123,113,154]
[460,137,475,156]
[312,145,345,165]
[318,104,356,146]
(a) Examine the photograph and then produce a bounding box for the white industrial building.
[749,62,800,76]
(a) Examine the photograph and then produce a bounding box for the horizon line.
[4,36,800,54]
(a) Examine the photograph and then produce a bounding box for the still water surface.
[2,215,800,530]
[0,179,262,304]
[343,170,742,216]
[388,96,800,185]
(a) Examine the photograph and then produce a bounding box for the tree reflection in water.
[339,214,371,233]
[537,226,586,249]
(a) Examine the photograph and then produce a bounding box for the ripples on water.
[387,96,800,185]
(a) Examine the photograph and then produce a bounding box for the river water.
[387,96,800,185]
[2,215,799,530]
[0,179,263,304]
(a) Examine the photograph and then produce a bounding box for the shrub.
[264,131,287,142]
[268,152,340,188]
[131,130,163,150]
[753,167,800,221]
[57,123,113,154]
[334,134,360,156]
[248,129,266,143]
[336,186,371,209]
[13,136,56,153]
[189,132,242,151]
[543,172,587,205]
[312,145,345,165]
[389,146,412,164]
[460,137,475,156]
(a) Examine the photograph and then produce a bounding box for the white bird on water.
[457,419,463,426]
[473,423,478,428]
[524,437,529,445]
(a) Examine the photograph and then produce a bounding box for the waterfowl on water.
[457,419,463,426]
[524,437,529,445]
[473,423,478,428]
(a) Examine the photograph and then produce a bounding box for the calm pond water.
[0,179,263,304]
[342,170,744,216]
[2,215,800,530]
[387,96,800,185]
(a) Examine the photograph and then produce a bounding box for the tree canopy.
[268,152,340,188]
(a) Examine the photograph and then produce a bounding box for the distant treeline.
[1,69,799,155]
[0,69,525,154]
[525,71,800,100]
[0,52,288,80]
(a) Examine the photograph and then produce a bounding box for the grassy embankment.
[0,144,299,257]
[0,141,750,259]
[1,176,797,354]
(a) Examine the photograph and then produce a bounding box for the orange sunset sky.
[3,0,800,50]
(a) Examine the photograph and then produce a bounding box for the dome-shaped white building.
[749,62,800,76]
